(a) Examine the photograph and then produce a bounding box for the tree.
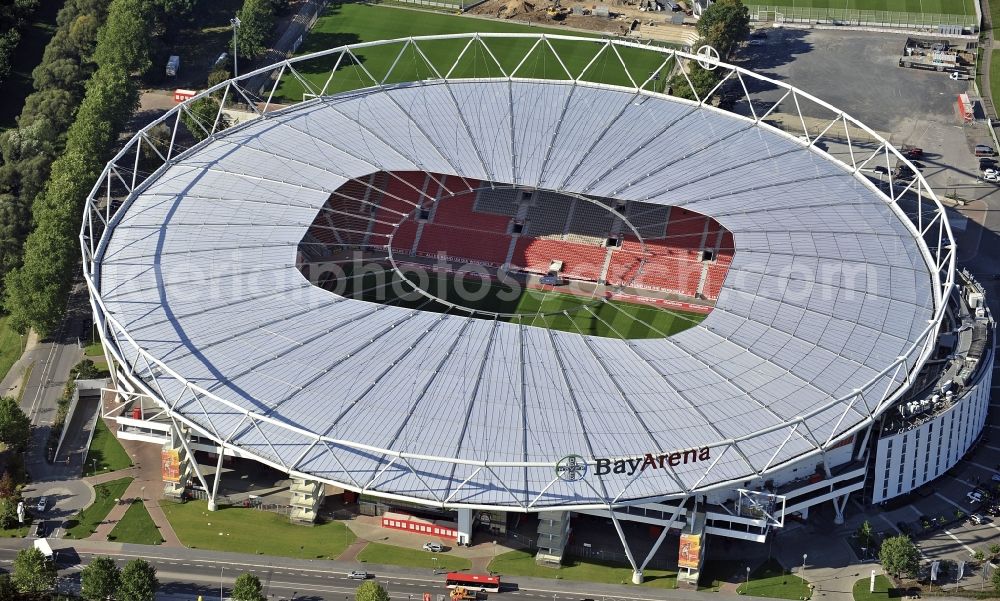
[0,497,20,529]
[0,573,16,601]
[695,0,750,59]
[118,558,159,601]
[993,565,1000,594]
[231,572,266,601]
[856,520,875,551]
[72,359,100,380]
[879,535,920,579]
[236,0,275,59]
[81,556,120,601]
[0,396,31,450]
[668,64,719,102]
[356,581,391,601]
[12,546,56,596]
[93,0,154,75]
[181,96,229,142]
[990,543,1000,559]
[207,67,231,89]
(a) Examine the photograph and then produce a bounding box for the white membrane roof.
[97,79,937,509]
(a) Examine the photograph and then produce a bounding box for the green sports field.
[328,264,705,339]
[271,3,672,103]
[743,0,972,13]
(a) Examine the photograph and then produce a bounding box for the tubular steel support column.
[208,447,225,511]
[609,507,642,584]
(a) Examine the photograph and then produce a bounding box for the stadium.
[82,34,994,582]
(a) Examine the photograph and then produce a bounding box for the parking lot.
[732,28,998,210]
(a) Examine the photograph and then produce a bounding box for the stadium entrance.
[298,171,733,339]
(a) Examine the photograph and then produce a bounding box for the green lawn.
[83,341,104,357]
[0,316,26,382]
[488,550,677,588]
[83,418,132,476]
[853,575,901,601]
[990,50,1000,119]
[107,500,164,545]
[357,542,472,571]
[271,3,671,103]
[337,265,705,339]
[737,559,812,600]
[65,477,134,540]
[162,500,355,559]
[739,0,973,16]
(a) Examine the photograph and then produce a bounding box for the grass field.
[736,559,811,600]
[740,0,972,14]
[356,542,472,571]
[162,500,355,559]
[488,550,677,588]
[83,419,133,477]
[0,316,26,383]
[65,477,134,540]
[271,3,670,103]
[335,265,706,338]
[107,500,164,545]
[853,575,900,601]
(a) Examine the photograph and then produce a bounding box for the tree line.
[0,0,40,87]
[667,0,750,101]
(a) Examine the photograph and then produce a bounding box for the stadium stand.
[307,171,732,301]
[526,192,572,237]
[474,187,520,217]
[511,237,607,281]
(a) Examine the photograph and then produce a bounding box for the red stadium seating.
[306,170,734,301]
[511,238,606,281]
[416,224,510,266]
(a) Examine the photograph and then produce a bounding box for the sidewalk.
[84,426,182,547]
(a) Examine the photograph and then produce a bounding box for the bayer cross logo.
[555,455,588,482]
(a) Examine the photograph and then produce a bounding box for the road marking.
[967,459,999,473]
[943,529,977,555]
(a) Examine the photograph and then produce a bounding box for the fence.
[749,5,977,30]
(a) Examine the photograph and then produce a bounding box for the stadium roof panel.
[93,60,944,509]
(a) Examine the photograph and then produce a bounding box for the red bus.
[444,572,501,593]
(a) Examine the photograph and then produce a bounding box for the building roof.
[95,75,941,510]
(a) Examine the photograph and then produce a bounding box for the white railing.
[80,34,955,512]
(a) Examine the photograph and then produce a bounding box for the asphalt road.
[0,540,762,601]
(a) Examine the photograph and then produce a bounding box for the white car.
[971,513,986,524]
[423,542,443,552]
[985,173,1000,183]
[35,497,47,512]
[991,474,1000,482]
[984,168,999,177]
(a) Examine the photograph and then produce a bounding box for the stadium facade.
[82,35,994,583]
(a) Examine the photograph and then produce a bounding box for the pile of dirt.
[498,0,536,18]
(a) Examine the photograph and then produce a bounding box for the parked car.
[35,497,47,513]
[985,172,1000,183]
[872,165,889,175]
[348,571,371,580]
[971,513,987,524]
[981,157,998,169]
[35,521,48,537]
[423,542,443,552]
[901,146,923,159]
[975,144,995,157]
[991,474,1000,482]
[984,168,999,178]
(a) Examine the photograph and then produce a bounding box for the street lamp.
[220,566,224,601]
[230,16,241,77]
[802,553,808,580]
[746,566,751,588]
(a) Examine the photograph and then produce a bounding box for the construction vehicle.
[449,587,481,601]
